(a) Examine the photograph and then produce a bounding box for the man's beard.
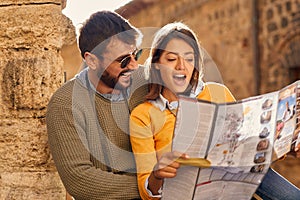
[97,69,131,90]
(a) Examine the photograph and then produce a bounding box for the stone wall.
[119,0,300,99]
[0,0,75,199]
[257,0,300,93]
[119,0,256,99]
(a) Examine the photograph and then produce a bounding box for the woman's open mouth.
[173,74,187,86]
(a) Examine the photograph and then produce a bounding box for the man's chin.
[115,77,131,89]
[114,82,131,91]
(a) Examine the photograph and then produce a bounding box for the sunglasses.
[115,49,143,68]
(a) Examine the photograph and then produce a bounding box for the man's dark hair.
[78,11,141,58]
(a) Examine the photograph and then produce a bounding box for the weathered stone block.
[1,50,63,111]
[0,118,54,171]
[0,5,63,49]
[0,0,62,5]
[0,1,74,199]
[0,172,65,200]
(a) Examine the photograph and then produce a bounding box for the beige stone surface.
[0,172,65,200]
[0,0,62,4]
[0,5,63,48]
[0,118,51,170]
[122,0,256,99]
[0,0,74,199]
[1,50,63,112]
[61,42,83,81]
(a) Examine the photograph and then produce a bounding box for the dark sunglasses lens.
[120,49,143,68]
[120,56,131,68]
[134,49,143,60]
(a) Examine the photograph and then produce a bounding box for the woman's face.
[156,38,195,95]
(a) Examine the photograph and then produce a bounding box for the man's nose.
[126,55,139,70]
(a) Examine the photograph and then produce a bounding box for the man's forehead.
[104,38,135,58]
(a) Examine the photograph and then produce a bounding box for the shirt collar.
[189,80,204,98]
[149,80,204,111]
[76,67,129,101]
[150,94,178,111]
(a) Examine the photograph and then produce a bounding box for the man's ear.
[84,52,99,70]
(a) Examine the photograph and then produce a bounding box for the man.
[47,10,300,200]
[46,11,147,199]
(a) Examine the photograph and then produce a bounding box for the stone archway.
[279,33,300,84]
[262,30,300,93]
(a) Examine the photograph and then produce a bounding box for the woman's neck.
[161,87,178,102]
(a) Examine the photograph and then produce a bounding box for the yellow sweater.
[130,82,235,200]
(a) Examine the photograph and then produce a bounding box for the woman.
[130,22,300,200]
[130,22,235,199]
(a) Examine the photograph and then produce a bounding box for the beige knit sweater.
[46,68,148,200]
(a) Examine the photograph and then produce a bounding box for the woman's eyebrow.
[165,51,194,56]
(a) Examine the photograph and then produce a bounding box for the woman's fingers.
[155,165,178,178]
[172,151,190,160]
[156,152,183,169]
[154,151,190,179]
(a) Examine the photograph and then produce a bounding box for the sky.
[62,0,132,32]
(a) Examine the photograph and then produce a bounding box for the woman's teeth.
[173,74,186,79]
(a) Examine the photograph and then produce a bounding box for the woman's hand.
[147,151,189,195]
[153,151,189,179]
